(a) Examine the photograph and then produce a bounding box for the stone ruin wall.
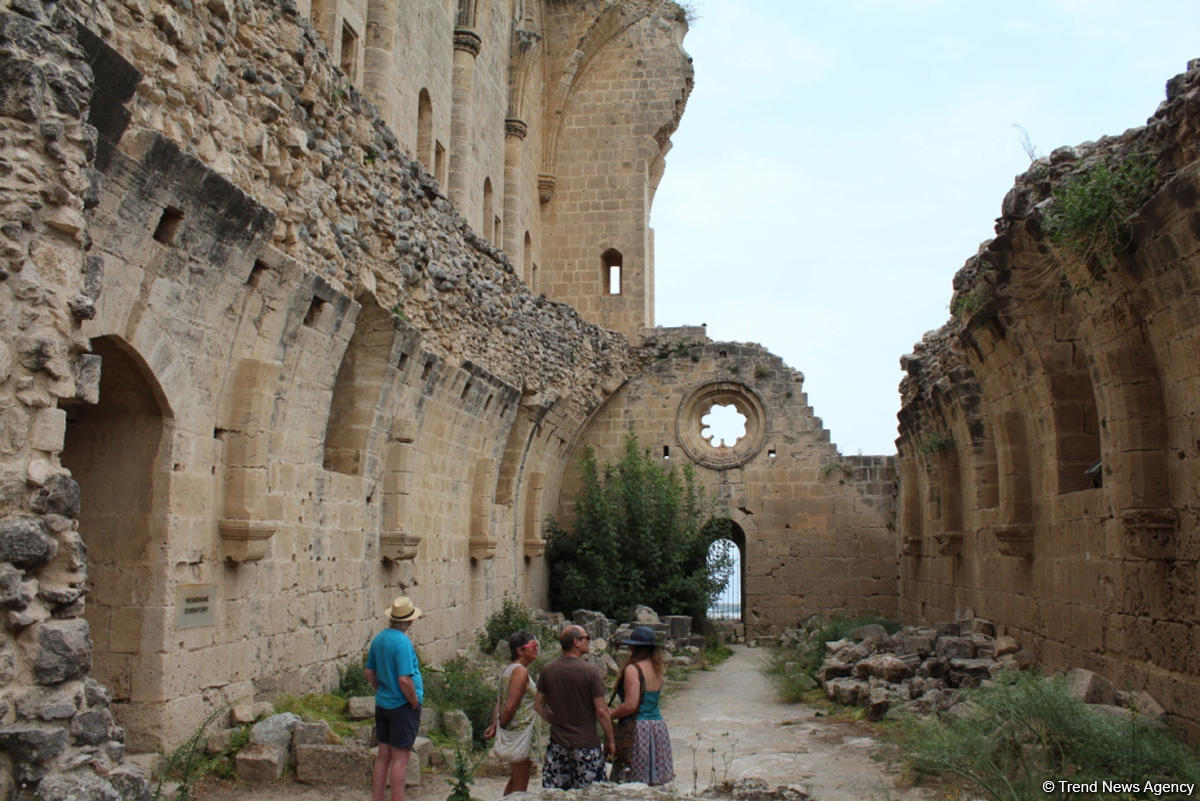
[896,59,1200,732]
[287,0,694,339]
[0,0,694,792]
[558,331,899,638]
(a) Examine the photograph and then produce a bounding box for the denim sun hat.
[622,625,657,647]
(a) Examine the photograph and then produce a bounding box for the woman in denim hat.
[608,625,674,785]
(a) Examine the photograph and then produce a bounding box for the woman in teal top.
[608,626,675,785]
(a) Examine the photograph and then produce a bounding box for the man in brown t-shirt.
[534,624,615,789]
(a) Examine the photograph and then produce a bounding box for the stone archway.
[59,335,172,751]
[707,519,746,622]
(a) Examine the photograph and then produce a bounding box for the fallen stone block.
[235,743,288,781]
[824,676,868,706]
[993,636,1018,656]
[935,636,975,660]
[850,623,889,643]
[1065,668,1118,706]
[250,712,301,748]
[896,631,937,657]
[816,658,852,684]
[347,696,375,720]
[1118,689,1166,718]
[293,719,339,746]
[854,654,914,683]
[295,743,371,785]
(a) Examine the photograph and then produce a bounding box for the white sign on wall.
[175,584,217,629]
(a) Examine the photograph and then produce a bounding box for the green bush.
[477,597,536,655]
[893,670,1200,801]
[336,658,372,698]
[424,657,495,748]
[546,434,734,621]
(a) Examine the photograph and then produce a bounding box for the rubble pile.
[803,619,1166,723]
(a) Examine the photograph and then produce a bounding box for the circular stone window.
[676,381,768,469]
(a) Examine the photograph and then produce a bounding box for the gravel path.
[190,646,932,801]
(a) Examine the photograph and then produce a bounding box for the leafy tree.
[546,434,733,623]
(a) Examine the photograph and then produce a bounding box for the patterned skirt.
[629,719,674,785]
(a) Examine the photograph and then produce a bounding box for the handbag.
[492,718,534,762]
[491,668,534,762]
[608,664,645,781]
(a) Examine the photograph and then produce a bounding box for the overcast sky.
[650,0,1200,455]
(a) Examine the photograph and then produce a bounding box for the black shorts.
[376,704,421,750]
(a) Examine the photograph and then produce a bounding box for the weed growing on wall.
[546,434,733,621]
[1042,152,1157,274]
[892,670,1200,801]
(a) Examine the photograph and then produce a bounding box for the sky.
[650,0,1200,456]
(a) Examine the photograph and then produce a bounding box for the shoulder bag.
[492,668,534,763]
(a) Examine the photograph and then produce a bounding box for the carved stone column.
[502,117,527,257]
[448,29,481,209]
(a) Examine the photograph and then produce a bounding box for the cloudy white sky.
[650,1,1200,455]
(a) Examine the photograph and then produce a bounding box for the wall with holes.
[895,61,1200,732]
[274,0,692,339]
[560,333,898,636]
[0,0,692,775]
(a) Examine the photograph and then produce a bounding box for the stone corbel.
[934,530,964,556]
[380,530,422,562]
[1120,508,1179,560]
[901,536,922,556]
[219,359,283,563]
[469,458,497,560]
[219,519,277,563]
[537,174,555,204]
[522,537,546,559]
[993,523,1034,558]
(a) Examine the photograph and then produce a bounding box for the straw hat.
[387,596,422,622]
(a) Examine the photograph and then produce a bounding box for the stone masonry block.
[235,743,288,781]
[295,743,371,784]
[29,408,67,453]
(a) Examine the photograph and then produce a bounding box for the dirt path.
[191,646,930,801]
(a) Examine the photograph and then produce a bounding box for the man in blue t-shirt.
[366,596,424,801]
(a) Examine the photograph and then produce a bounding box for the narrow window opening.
[523,232,532,285]
[768,448,777,459]
[246,259,269,287]
[663,445,670,459]
[417,89,434,172]
[339,21,359,82]
[462,380,472,400]
[718,350,728,358]
[153,206,184,245]
[304,296,326,327]
[484,394,493,412]
[482,178,494,244]
[602,248,623,296]
[422,360,434,381]
[500,405,509,418]
[434,141,447,186]
[397,352,409,371]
